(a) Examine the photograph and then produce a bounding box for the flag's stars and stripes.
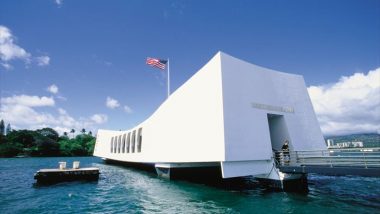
[146,57,167,70]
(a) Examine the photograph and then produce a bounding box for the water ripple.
[0,157,379,214]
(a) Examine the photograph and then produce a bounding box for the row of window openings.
[110,128,142,154]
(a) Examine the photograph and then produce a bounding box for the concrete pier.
[274,149,380,177]
[279,165,380,177]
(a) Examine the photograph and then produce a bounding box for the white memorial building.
[94,52,326,186]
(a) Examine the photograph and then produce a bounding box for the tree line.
[0,119,96,158]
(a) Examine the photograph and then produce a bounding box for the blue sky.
[0,0,379,135]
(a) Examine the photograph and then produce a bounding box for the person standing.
[281,140,290,164]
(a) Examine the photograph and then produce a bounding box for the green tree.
[0,127,96,157]
[86,138,96,154]
[5,123,11,135]
[76,134,91,154]
[32,135,60,156]
[0,129,24,157]
[70,129,75,138]
[6,130,36,148]
[6,129,39,156]
[88,131,93,136]
[0,143,22,157]
[59,137,87,156]
[81,128,86,134]
[0,134,5,145]
[36,128,59,142]
[58,139,72,156]
[0,119,4,136]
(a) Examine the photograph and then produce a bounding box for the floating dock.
[34,167,100,184]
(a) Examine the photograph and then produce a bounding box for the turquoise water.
[0,157,379,213]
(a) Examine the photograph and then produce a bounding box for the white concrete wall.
[220,52,325,165]
[94,53,226,163]
[221,160,274,178]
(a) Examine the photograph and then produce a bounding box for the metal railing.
[274,148,380,168]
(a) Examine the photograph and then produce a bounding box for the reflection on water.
[0,157,379,213]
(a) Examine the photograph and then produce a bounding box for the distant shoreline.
[0,128,96,158]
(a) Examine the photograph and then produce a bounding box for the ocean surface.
[0,157,379,214]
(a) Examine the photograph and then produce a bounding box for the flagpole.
[167,58,170,99]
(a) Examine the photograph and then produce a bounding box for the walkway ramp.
[274,148,380,177]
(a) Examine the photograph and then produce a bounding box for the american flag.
[146,57,167,70]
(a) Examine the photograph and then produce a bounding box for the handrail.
[278,147,380,153]
[273,149,380,168]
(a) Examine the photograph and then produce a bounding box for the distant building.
[327,139,364,149]
[326,139,334,148]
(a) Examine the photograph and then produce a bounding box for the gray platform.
[279,165,380,177]
[34,167,100,184]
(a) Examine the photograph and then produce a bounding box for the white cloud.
[91,114,108,124]
[0,94,107,135]
[55,0,63,6]
[57,95,67,101]
[47,84,59,94]
[36,56,50,66]
[0,25,50,69]
[58,108,67,115]
[0,62,12,70]
[106,96,120,109]
[0,25,31,63]
[124,105,133,114]
[1,104,55,126]
[308,68,380,135]
[52,126,70,135]
[1,95,55,107]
